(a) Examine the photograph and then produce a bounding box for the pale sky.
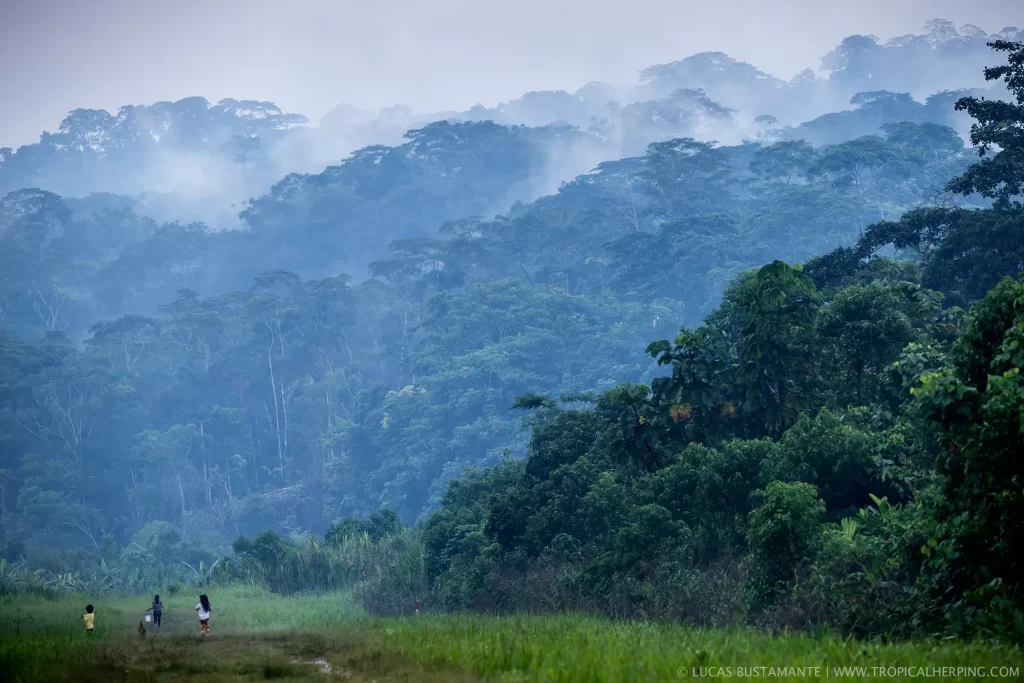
[1,0,1021,147]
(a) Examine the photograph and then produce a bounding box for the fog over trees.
[1,17,1024,640]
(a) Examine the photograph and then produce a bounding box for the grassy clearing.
[0,584,364,637]
[371,614,1024,682]
[2,587,1021,682]
[0,585,392,683]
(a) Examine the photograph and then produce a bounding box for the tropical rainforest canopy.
[1,20,1023,640]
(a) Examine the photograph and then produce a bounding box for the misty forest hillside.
[2,19,1024,642]
[1,20,1020,218]
[0,118,979,524]
[0,17,1010,529]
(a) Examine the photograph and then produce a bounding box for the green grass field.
[2,586,1021,682]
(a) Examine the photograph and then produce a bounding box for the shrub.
[747,481,826,609]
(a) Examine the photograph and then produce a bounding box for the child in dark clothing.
[147,594,164,628]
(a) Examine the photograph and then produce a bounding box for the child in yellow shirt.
[83,604,95,634]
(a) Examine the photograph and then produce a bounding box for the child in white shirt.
[195,594,211,636]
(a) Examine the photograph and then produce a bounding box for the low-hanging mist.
[2,10,1024,649]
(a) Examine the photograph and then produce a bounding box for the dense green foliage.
[416,266,1021,637]
[0,113,976,550]
[2,29,1024,647]
[411,41,1024,640]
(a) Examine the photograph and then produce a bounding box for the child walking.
[147,594,164,628]
[195,594,211,636]
[83,604,95,634]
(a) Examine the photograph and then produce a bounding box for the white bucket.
[144,613,152,623]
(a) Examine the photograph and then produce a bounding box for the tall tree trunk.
[176,472,186,518]
[325,388,334,465]
[340,335,354,364]
[281,385,289,460]
[223,453,233,505]
[126,467,140,524]
[223,451,238,534]
[200,420,211,505]
[268,344,284,474]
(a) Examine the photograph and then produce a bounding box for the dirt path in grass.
[63,630,479,682]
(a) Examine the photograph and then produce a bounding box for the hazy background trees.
[1,21,1023,641]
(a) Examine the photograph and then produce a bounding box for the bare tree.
[17,382,95,470]
[30,284,71,331]
[618,177,641,232]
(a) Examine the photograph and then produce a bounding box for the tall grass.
[0,554,206,597]
[229,529,427,614]
[372,614,1024,683]
[2,529,426,621]
[3,587,1022,682]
